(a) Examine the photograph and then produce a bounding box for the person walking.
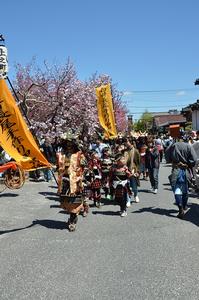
[110,152,132,217]
[145,140,160,194]
[155,136,164,163]
[41,139,56,181]
[165,140,197,219]
[124,137,141,204]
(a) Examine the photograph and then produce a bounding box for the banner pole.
[7,77,32,128]
[110,84,118,135]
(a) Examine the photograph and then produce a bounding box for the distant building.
[151,110,186,134]
[181,100,199,130]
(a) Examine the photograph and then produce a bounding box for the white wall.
[192,110,199,130]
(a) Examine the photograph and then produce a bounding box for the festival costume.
[57,152,70,194]
[101,154,113,198]
[60,150,89,231]
[139,144,148,179]
[88,155,102,207]
[110,159,132,213]
[124,147,141,198]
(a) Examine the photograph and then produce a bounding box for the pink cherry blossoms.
[13,58,128,140]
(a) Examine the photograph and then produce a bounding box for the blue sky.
[1,0,199,120]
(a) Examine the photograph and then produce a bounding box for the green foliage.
[185,122,192,131]
[133,110,153,132]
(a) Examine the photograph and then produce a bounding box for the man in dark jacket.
[145,140,160,194]
[165,141,197,218]
[41,139,56,181]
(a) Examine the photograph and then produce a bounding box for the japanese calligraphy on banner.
[0,79,51,170]
[0,46,8,78]
[96,83,117,139]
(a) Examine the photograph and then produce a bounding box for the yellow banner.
[96,83,117,139]
[0,79,51,170]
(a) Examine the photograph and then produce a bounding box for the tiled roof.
[154,114,186,127]
[181,100,199,112]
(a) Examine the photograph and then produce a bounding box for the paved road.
[0,163,199,300]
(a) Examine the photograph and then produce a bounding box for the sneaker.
[126,201,131,208]
[135,196,140,203]
[121,211,127,217]
[153,189,158,194]
[177,210,184,219]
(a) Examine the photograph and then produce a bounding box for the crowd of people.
[39,131,197,231]
[0,131,198,232]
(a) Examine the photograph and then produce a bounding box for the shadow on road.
[189,192,199,199]
[132,206,177,218]
[48,185,58,189]
[58,210,70,215]
[92,210,120,216]
[138,189,151,193]
[50,204,60,209]
[133,204,199,227]
[100,198,116,206]
[31,219,67,229]
[39,191,58,196]
[183,203,199,227]
[0,193,19,197]
[0,219,68,236]
[46,196,60,201]
[39,191,60,202]
[0,223,35,235]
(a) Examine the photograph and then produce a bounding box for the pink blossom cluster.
[13,58,128,141]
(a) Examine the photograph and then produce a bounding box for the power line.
[126,105,185,108]
[124,98,194,103]
[123,87,198,94]
[127,111,181,114]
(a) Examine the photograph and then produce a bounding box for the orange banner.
[96,84,117,139]
[0,79,51,170]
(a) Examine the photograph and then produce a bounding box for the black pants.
[159,150,163,162]
[148,168,159,190]
[115,186,127,212]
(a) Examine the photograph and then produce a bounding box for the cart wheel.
[4,165,25,189]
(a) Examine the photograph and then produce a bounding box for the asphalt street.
[0,163,199,300]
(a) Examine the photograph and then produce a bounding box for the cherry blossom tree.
[13,58,128,140]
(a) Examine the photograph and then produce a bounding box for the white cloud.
[176,90,186,96]
[123,91,133,96]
